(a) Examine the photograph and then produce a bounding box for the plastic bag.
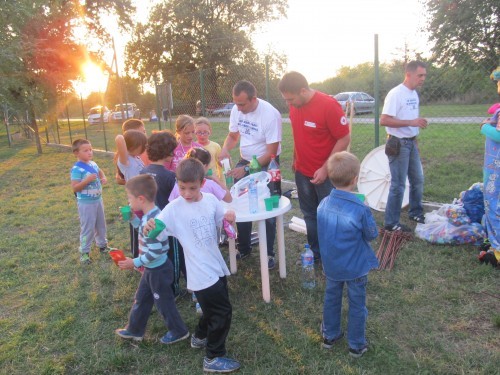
[229,171,271,212]
[415,221,485,245]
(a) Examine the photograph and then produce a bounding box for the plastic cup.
[109,249,126,265]
[120,205,131,220]
[264,197,273,211]
[271,195,280,208]
[148,218,166,239]
[355,193,366,202]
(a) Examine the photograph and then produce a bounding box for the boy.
[115,174,189,345]
[70,139,108,264]
[318,151,379,358]
[145,158,240,373]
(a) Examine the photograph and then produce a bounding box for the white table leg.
[257,220,270,303]
[276,214,286,278]
[228,238,237,274]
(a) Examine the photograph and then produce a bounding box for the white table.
[223,196,292,303]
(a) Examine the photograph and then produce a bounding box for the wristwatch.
[244,166,250,172]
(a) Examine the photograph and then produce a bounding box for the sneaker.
[99,246,115,253]
[349,345,368,358]
[236,250,251,260]
[203,356,241,373]
[160,331,189,345]
[320,322,344,349]
[115,328,143,342]
[384,223,411,232]
[268,256,275,270]
[80,253,91,264]
[191,334,207,349]
[409,215,425,224]
[195,302,203,316]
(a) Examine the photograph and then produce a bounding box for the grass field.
[1,119,498,374]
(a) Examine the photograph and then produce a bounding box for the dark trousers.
[168,237,186,296]
[195,277,232,359]
[129,224,139,258]
[127,260,188,337]
[234,158,277,257]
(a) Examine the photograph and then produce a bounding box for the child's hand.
[118,257,135,270]
[101,177,108,185]
[86,174,98,183]
[143,218,156,236]
[224,209,236,223]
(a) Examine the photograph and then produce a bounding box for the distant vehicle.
[331,92,375,115]
[87,106,111,125]
[211,103,235,116]
[111,103,140,123]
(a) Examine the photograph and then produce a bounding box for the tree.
[422,0,499,70]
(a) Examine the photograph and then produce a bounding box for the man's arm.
[219,131,239,160]
[311,133,351,184]
[258,142,280,167]
[380,114,428,129]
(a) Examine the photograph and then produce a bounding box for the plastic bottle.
[301,244,316,289]
[248,177,259,214]
[249,155,260,174]
[221,158,233,187]
[267,154,282,196]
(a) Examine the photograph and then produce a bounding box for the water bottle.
[248,177,258,214]
[267,154,282,196]
[301,244,316,289]
[249,155,260,174]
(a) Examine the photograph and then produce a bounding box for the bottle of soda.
[301,244,316,289]
[249,155,260,174]
[267,154,281,196]
[248,177,259,214]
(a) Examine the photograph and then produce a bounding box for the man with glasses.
[220,80,282,269]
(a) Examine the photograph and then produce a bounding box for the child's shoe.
[349,345,368,358]
[190,334,207,349]
[322,333,344,349]
[115,328,143,342]
[195,302,203,316]
[203,356,241,373]
[159,331,189,345]
[99,246,116,253]
[80,253,91,264]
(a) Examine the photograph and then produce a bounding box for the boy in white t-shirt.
[145,158,240,373]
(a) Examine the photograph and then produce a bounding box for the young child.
[145,158,240,373]
[318,151,379,358]
[115,129,148,258]
[115,174,189,345]
[194,117,225,185]
[70,139,108,264]
[115,119,149,185]
[166,114,202,172]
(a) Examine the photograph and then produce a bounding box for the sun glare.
[77,61,109,98]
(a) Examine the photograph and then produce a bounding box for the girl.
[194,117,225,185]
[166,115,202,171]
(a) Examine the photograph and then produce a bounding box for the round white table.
[223,196,292,302]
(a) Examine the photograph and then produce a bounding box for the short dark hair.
[123,129,147,154]
[125,174,157,202]
[327,151,360,188]
[405,61,426,73]
[185,147,211,166]
[147,131,177,161]
[233,80,257,100]
[176,158,205,183]
[278,71,309,94]
[122,119,145,132]
[72,138,90,152]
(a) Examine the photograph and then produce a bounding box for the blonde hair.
[175,114,194,136]
[194,117,212,130]
[327,151,360,188]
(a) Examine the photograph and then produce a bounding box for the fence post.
[102,116,108,151]
[374,34,380,148]
[80,94,88,139]
[45,126,49,143]
[265,56,270,102]
[56,118,61,144]
[66,105,73,144]
[200,69,206,116]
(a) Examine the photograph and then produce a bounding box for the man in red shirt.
[279,72,351,262]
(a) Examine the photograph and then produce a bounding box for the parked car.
[211,103,235,116]
[111,103,140,123]
[87,106,111,125]
[331,92,375,115]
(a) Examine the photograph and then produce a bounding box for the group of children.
[70,113,380,371]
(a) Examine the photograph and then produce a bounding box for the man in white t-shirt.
[381,60,428,232]
[220,80,282,269]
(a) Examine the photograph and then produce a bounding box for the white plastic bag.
[229,171,271,212]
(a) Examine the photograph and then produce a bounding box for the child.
[318,151,379,358]
[169,147,232,203]
[166,114,202,172]
[115,119,149,185]
[194,117,225,185]
[145,158,240,373]
[115,174,189,345]
[70,139,108,264]
[115,129,148,258]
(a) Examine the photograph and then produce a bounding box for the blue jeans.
[295,171,333,259]
[384,137,424,227]
[322,275,368,350]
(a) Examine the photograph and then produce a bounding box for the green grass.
[1,118,498,374]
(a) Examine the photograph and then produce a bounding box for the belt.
[389,135,416,141]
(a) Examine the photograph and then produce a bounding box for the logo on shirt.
[191,216,216,248]
[304,121,316,128]
[340,116,348,126]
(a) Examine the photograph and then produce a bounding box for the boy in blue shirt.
[70,139,108,264]
[115,174,189,345]
[318,151,379,358]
